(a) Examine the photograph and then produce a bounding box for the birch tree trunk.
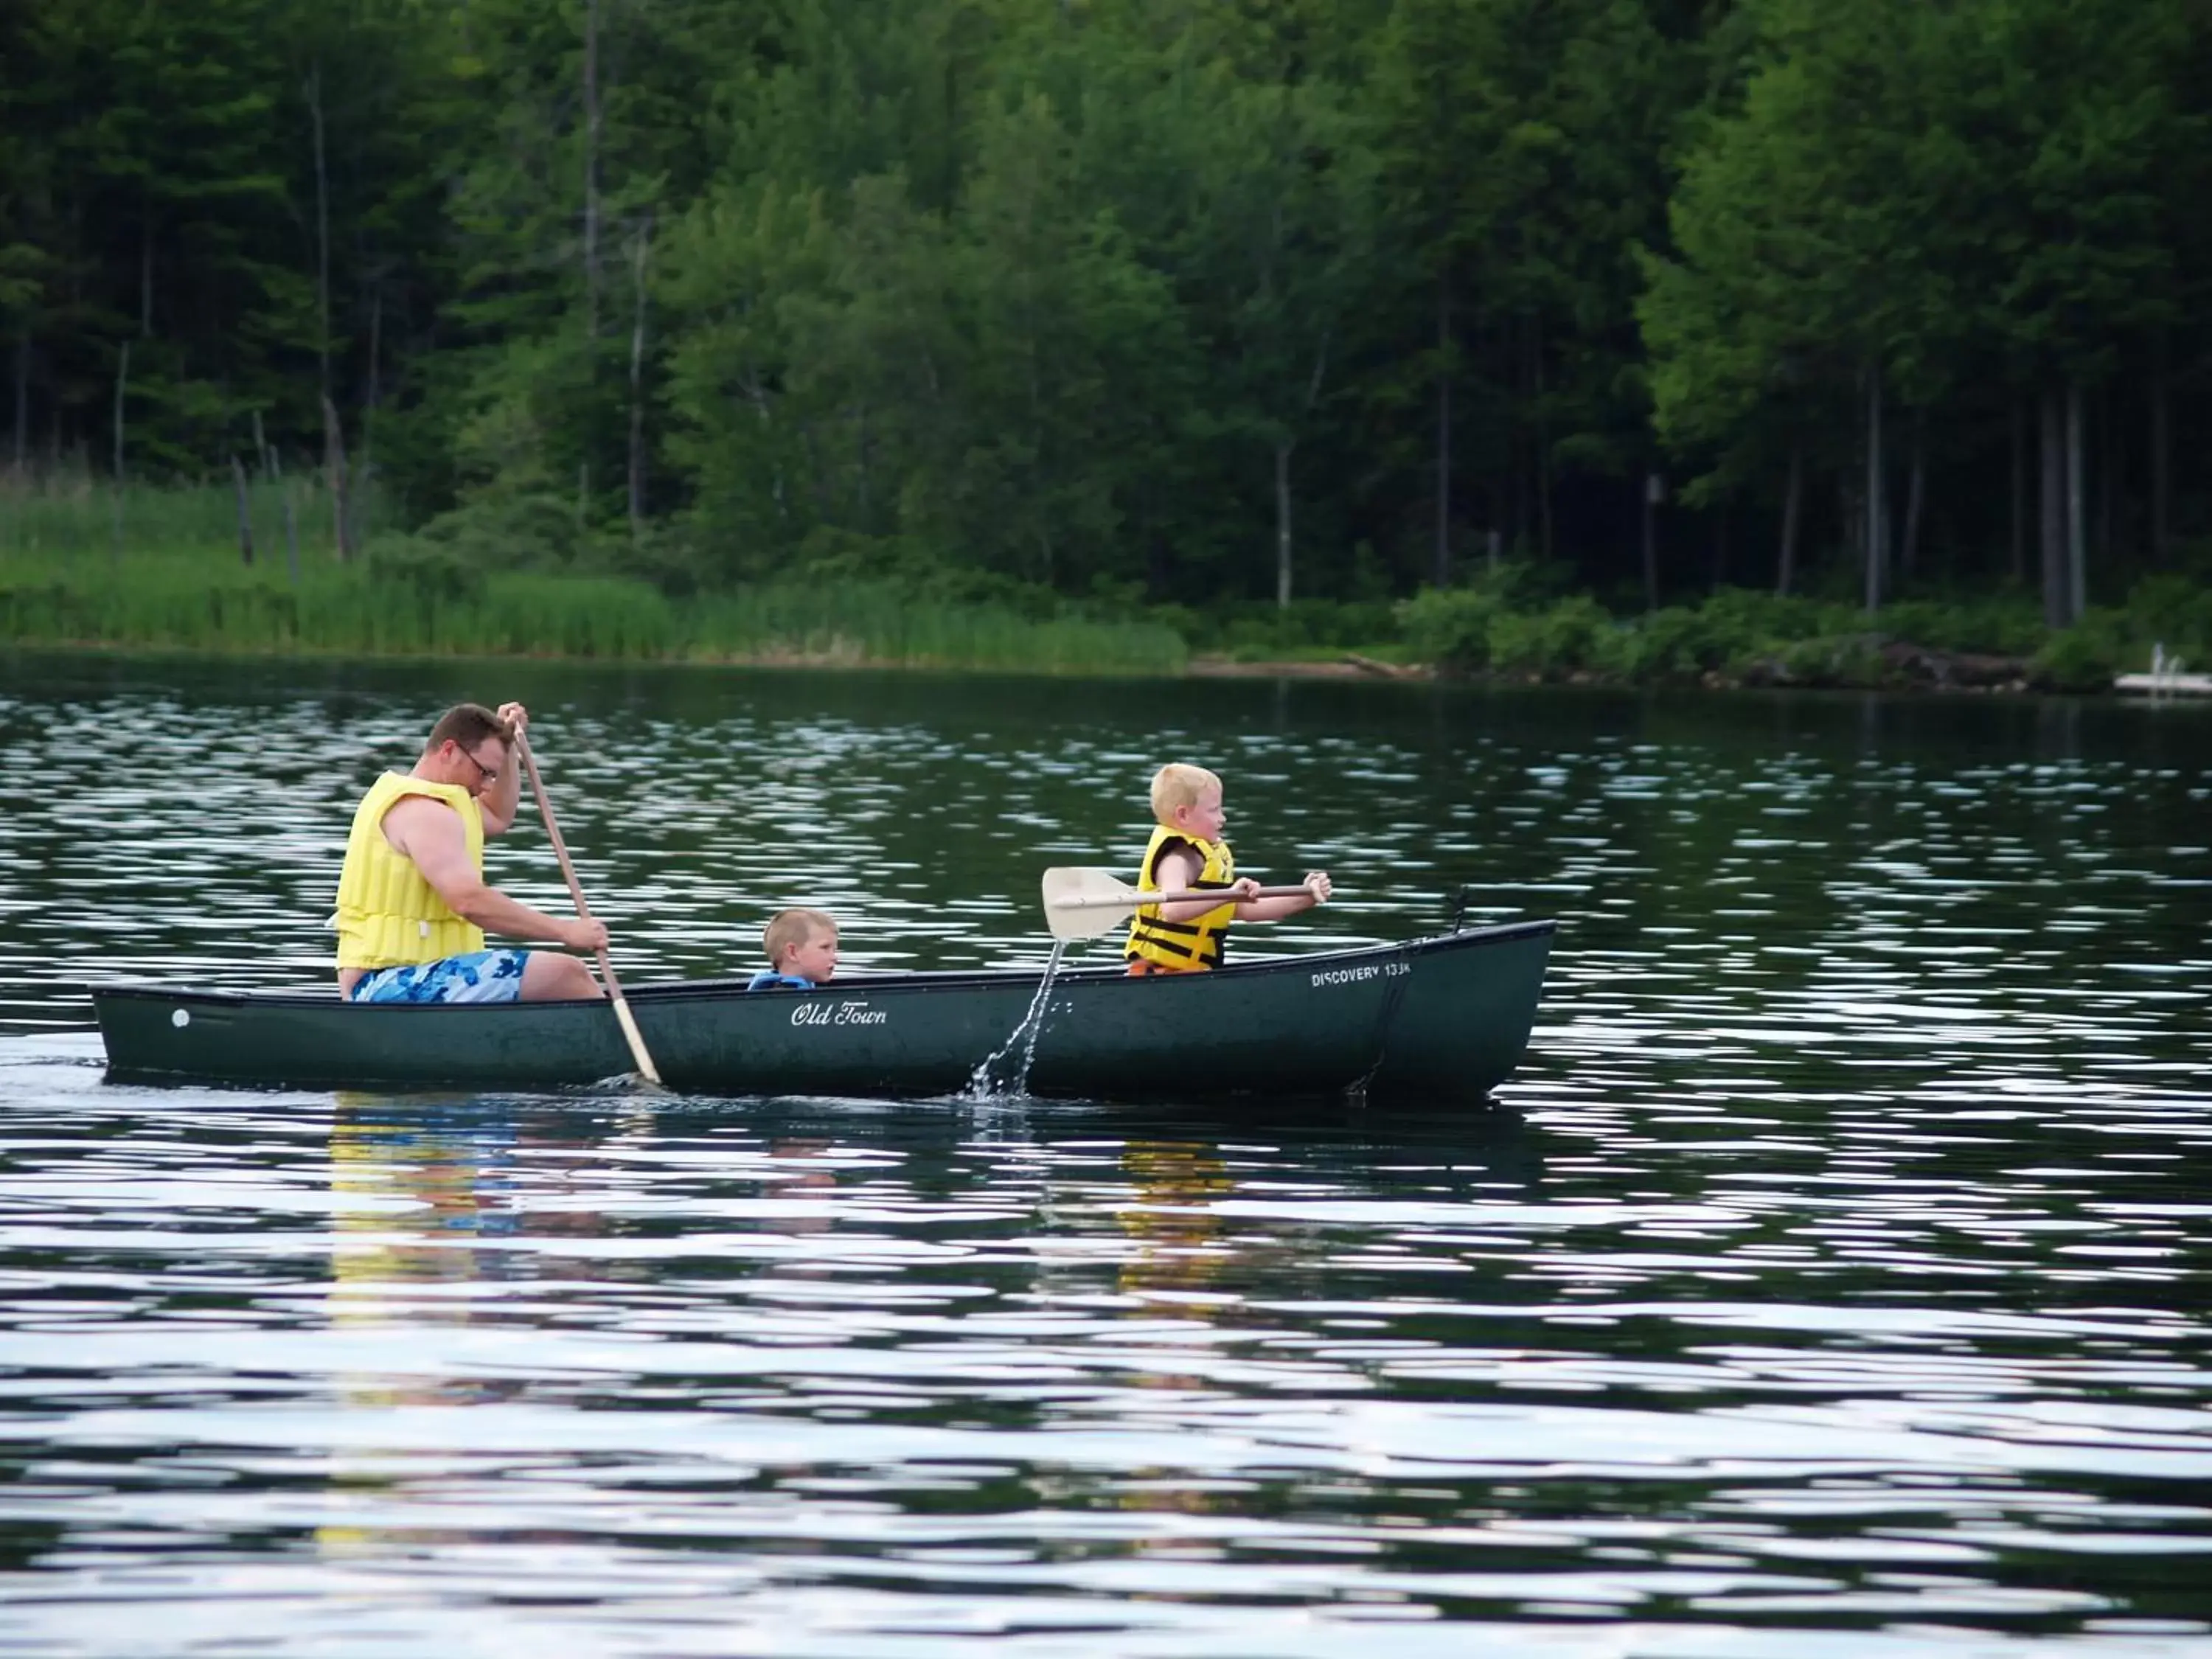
[1270,333,1329,612]
[10,336,26,476]
[1532,324,1554,561]
[855,403,872,526]
[281,479,300,586]
[1433,271,1451,587]
[1842,478,1860,581]
[1863,369,1884,614]
[321,393,352,562]
[2098,386,2118,567]
[2010,400,2025,583]
[1776,443,1802,596]
[2065,379,2086,622]
[139,219,153,338]
[112,342,128,482]
[111,341,129,560]
[364,284,382,425]
[355,282,382,551]
[1505,321,1523,552]
[583,0,602,341]
[306,64,330,398]
[1641,471,1660,613]
[2039,386,2067,627]
[2152,349,2171,566]
[627,215,653,541]
[229,455,255,566]
[1901,429,1925,581]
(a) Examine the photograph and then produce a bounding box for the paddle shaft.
[1053,883,1316,913]
[513,729,664,1086]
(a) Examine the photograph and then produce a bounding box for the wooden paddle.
[513,728,664,1086]
[1040,866,1320,941]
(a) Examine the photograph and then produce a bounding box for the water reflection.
[329,1100,546,1405]
[1,654,2210,1652]
[1115,1141,1238,1301]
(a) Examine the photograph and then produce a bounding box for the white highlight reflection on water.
[1,660,2211,1655]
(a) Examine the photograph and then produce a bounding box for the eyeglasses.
[454,744,501,788]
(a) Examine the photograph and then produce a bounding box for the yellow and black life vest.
[1124,824,1236,971]
[333,773,487,970]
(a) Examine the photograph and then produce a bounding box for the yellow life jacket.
[333,773,486,970]
[1124,824,1236,971]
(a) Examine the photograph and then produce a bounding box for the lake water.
[1,650,2209,1656]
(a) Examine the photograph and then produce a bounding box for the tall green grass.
[0,481,1188,675]
[0,471,395,561]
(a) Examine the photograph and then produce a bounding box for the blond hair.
[764,907,837,967]
[1150,762,1221,823]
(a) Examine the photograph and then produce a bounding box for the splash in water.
[965,940,1067,1099]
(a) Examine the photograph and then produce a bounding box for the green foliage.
[1758,634,1889,689]
[1488,597,1615,676]
[1611,604,1738,680]
[364,535,488,608]
[1873,597,2045,657]
[2031,624,2123,692]
[2122,574,2212,661]
[1642,0,2206,626]
[1394,580,2090,687]
[397,490,583,573]
[2032,574,2212,688]
[1396,588,1507,669]
[2,0,2210,648]
[1202,599,1402,660]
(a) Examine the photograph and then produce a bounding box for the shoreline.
[3,636,2188,700]
[1186,653,1433,681]
[0,636,1184,678]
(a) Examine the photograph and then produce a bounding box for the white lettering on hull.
[1310,961,1411,989]
[790,1001,888,1028]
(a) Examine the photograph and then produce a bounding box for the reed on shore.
[7,479,2201,689]
[0,482,1189,674]
[0,470,394,563]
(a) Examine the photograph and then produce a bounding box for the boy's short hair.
[764,907,837,965]
[1150,763,1222,821]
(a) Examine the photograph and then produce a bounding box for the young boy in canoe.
[748,908,839,990]
[1126,763,1329,975]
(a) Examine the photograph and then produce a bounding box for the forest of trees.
[2,0,2208,626]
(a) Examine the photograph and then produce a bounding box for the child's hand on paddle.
[1303,871,1332,904]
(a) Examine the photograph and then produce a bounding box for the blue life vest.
[746,971,817,992]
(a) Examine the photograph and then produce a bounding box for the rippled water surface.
[2,652,2210,1656]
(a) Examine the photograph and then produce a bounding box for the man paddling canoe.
[333,702,608,1005]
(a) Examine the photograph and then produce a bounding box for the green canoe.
[91,919,1553,1103]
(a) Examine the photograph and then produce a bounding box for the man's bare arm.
[383,796,605,951]
[476,701,529,836]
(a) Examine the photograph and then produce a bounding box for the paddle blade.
[1040,866,1143,940]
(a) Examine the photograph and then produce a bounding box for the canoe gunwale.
[88,919,1557,1012]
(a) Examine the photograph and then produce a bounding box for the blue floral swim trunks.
[349,949,529,1005]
